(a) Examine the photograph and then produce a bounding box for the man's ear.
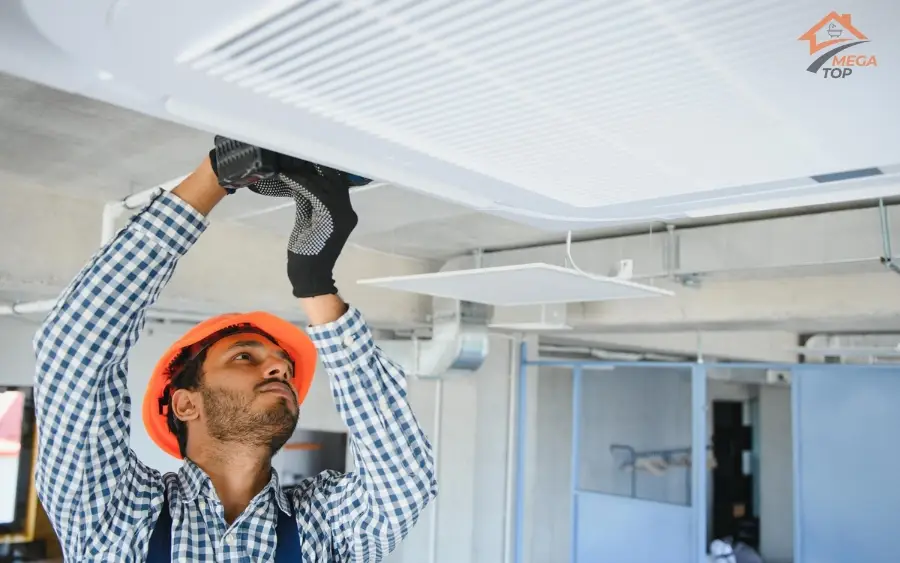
[171,388,201,423]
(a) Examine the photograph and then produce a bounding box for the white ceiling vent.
[4,1,899,230]
[357,263,673,306]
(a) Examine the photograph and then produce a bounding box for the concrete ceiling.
[0,74,210,202]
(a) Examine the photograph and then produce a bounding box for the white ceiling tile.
[358,263,674,306]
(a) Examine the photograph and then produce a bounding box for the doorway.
[710,400,758,549]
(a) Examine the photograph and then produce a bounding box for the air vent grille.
[178,0,857,208]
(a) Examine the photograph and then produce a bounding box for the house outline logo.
[798,12,876,77]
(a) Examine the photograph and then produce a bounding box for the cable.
[565,230,595,278]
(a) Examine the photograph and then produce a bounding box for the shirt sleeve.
[32,190,207,561]
[306,307,438,561]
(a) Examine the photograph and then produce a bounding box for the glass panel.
[576,366,693,506]
[575,491,692,563]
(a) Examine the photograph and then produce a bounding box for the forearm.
[170,156,226,215]
[300,294,349,325]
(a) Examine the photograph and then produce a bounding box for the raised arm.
[247,156,438,559]
[31,161,219,559]
[304,296,437,561]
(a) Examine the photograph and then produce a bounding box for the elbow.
[413,443,439,512]
[424,449,439,503]
[383,448,439,531]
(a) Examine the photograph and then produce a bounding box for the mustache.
[255,380,296,399]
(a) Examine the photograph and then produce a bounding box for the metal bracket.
[878,199,900,276]
[663,224,701,287]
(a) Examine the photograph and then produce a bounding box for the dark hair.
[165,346,208,458]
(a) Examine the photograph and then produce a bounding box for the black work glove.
[208,136,279,193]
[250,156,359,298]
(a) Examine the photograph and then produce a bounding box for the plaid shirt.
[32,190,437,562]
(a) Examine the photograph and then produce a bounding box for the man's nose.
[261,356,291,380]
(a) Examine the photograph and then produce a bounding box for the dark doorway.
[710,401,758,548]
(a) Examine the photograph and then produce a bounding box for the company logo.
[798,12,876,78]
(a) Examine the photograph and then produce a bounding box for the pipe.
[427,378,444,563]
[500,334,520,563]
[0,299,213,324]
[102,176,186,245]
[0,176,189,317]
[0,299,60,315]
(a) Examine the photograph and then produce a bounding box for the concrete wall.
[527,367,574,563]
[0,316,523,563]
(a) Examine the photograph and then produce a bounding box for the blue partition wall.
[514,353,707,563]
[514,350,900,563]
[793,366,900,563]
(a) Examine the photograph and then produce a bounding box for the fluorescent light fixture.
[685,184,900,218]
[357,263,674,306]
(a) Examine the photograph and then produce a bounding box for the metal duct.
[377,299,492,378]
[800,333,900,362]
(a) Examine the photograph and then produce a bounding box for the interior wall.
[526,365,796,562]
[525,366,695,562]
[1,315,523,563]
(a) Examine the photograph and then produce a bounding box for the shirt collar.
[179,458,292,515]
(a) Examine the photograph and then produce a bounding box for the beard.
[201,386,298,455]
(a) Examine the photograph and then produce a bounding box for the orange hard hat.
[142,311,318,459]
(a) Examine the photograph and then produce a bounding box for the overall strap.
[274,499,301,562]
[146,497,172,563]
[146,495,299,562]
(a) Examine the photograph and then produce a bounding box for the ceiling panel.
[357,263,674,306]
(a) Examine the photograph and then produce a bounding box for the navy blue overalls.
[146,496,301,562]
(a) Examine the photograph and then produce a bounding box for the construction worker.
[32,139,437,562]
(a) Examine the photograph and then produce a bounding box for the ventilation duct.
[796,333,900,363]
[376,298,491,378]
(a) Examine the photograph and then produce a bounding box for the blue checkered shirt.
[32,190,437,562]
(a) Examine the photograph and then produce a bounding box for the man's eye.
[234,352,252,361]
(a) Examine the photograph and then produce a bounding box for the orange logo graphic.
[798,12,875,77]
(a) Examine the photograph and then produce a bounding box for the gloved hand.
[250,155,359,298]
[208,136,279,193]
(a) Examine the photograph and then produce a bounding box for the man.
[32,139,437,562]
